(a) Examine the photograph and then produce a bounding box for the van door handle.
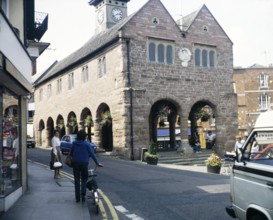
[266,182,273,188]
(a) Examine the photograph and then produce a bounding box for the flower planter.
[207,165,221,174]
[146,157,158,165]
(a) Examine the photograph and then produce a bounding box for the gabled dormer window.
[259,73,268,89]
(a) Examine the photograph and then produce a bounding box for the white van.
[226,111,273,220]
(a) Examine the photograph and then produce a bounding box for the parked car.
[60,134,77,154]
[27,135,36,148]
[60,134,97,154]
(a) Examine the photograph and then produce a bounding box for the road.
[27,148,233,220]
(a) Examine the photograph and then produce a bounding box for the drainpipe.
[126,39,134,160]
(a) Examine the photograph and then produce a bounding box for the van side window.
[246,131,273,165]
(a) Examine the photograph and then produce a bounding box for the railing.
[27,11,48,41]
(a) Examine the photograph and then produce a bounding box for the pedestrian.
[70,129,103,203]
[192,128,201,153]
[234,135,245,153]
[206,130,216,149]
[51,130,62,179]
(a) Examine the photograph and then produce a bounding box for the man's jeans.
[73,162,88,201]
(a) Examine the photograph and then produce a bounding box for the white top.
[51,136,60,155]
[13,138,19,157]
[206,133,216,141]
[234,139,245,152]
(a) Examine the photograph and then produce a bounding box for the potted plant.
[206,153,222,174]
[144,141,159,165]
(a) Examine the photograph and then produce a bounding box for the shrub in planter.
[145,141,158,165]
[206,153,222,174]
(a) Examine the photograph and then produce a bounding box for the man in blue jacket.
[70,129,103,203]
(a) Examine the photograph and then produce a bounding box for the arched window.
[195,49,201,67]
[148,41,174,64]
[166,45,173,64]
[209,51,215,67]
[158,44,164,63]
[149,43,156,62]
[202,50,208,67]
[194,45,217,68]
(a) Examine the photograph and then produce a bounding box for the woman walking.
[51,130,62,179]
[70,130,103,203]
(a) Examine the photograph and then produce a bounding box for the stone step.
[157,149,232,166]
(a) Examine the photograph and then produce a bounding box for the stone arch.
[38,119,45,146]
[95,103,113,151]
[67,112,78,134]
[46,117,54,147]
[56,114,65,138]
[189,100,216,149]
[80,107,93,142]
[149,99,180,150]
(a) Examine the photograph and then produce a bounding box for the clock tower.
[89,0,130,34]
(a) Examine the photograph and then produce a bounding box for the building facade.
[33,0,238,159]
[0,0,48,212]
[234,65,273,136]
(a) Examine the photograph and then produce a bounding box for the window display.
[1,91,20,195]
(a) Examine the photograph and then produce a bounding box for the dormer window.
[259,73,268,89]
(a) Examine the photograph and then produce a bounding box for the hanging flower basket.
[101,111,112,126]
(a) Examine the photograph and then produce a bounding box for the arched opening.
[149,100,179,151]
[46,117,54,147]
[80,108,93,142]
[96,103,113,151]
[67,112,78,134]
[38,120,45,146]
[189,101,216,150]
[56,115,65,138]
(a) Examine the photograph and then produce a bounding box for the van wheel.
[251,213,267,220]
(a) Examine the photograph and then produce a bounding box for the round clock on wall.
[111,7,123,21]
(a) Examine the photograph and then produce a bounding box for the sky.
[35,0,273,76]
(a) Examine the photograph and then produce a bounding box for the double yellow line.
[29,160,119,219]
[60,169,119,220]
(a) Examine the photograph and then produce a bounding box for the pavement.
[0,158,229,220]
[0,161,90,220]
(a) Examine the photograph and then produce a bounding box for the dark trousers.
[73,162,88,201]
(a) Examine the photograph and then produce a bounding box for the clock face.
[111,7,123,21]
[97,10,104,24]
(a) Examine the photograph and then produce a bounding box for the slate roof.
[34,13,135,86]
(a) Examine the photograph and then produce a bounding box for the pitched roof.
[34,13,135,86]
[180,4,233,44]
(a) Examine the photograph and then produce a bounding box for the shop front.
[0,15,33,211]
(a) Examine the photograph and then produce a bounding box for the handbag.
[65,153,73,168]
[10,163,18,169]
[53,161,62,168]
